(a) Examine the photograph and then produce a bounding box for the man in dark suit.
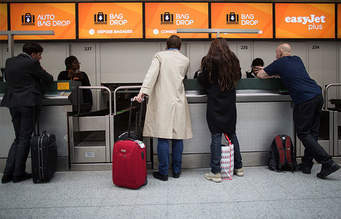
[1,42,53,183]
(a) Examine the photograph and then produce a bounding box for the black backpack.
[268,135,297,172]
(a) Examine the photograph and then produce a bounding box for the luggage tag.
[134,140,145,149]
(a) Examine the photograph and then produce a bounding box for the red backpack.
[268,135,297,172]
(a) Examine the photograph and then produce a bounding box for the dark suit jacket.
[1,53,53,108]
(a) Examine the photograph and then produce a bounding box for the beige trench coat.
[140,49,192,139]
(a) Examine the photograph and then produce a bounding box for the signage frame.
[3,2,340,41]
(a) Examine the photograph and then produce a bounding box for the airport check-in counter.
[178,79,341,169]
[149,78,294,168]
[68,85,151,171]
[0,80,81,172]
[68,86,114,171]
[2,78,337,172]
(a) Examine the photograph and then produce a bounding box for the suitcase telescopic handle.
[113,86,142,116]
[78,86,112,115]
[323,83,341,111]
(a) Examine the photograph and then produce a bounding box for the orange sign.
[211,3,273,39]
[78,3,142,39]
[275,3,335,39]
[337,4,341,38]
[10,3,76,40]
[0,4,7,40]
[145,3,208,39]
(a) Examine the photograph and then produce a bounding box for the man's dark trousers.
[4,106,36,177]
[293,95,331,166]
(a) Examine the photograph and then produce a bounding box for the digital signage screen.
[78,3,143,39]
[275,3,335,39]
[0,4,8,40]
[145,3,209,39]
[10,3,76,40]
[211,3,273,39]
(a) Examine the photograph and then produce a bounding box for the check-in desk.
[152,78,295,168]
[68,86,114,171]
[0,81,79,172]
[68,85,152,171]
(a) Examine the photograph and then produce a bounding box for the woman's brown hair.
[201,38,241,91]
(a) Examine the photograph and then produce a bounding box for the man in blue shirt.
[255,43,340,179]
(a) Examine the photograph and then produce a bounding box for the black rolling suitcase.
[31,122,57,183]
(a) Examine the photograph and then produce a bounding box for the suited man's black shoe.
[13,173,32,183]
[1,175,12,184]
[153,172,168,181]
[317,162,340,179]
[172,171,181,178]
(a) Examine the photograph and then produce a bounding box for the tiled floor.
[1,165,341,219]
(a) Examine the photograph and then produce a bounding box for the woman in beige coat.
[134,35,192,181]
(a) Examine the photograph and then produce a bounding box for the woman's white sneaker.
[204,172,222,183]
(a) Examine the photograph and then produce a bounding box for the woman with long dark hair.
[198,38,243,183]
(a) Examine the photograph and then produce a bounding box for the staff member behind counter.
[254,43,340,179]
[246,58,264,78]
[58,56,93,113]
[1,42,53,184]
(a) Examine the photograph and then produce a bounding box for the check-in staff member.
[1,42,53,183]
[58,56,93,113]
[254,43,340,179]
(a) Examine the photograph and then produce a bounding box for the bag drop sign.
[145,2,208,39]
[10,3,76,40]
[78,2,143,39]
[211,3,273,39]
[37,14,71,27]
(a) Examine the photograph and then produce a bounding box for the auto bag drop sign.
[78,3,143,39]
[145,3,208,39]
[211,3,273,39]
[10,3,76,40]
[0,4,7,40]
[275,3,335,39]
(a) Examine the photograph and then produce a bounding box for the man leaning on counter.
[254,43,340,179]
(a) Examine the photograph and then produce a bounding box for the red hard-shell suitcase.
[112,139,147,189]
[112,97,147,189]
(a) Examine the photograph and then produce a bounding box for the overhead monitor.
[10,3,76,40]
[0,4,7,40]
[275,3,335,39]
[78,3,143,39]
[211,3,273,39]
[145,2,209,39]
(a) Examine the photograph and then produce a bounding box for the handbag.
[220,134,234,180]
